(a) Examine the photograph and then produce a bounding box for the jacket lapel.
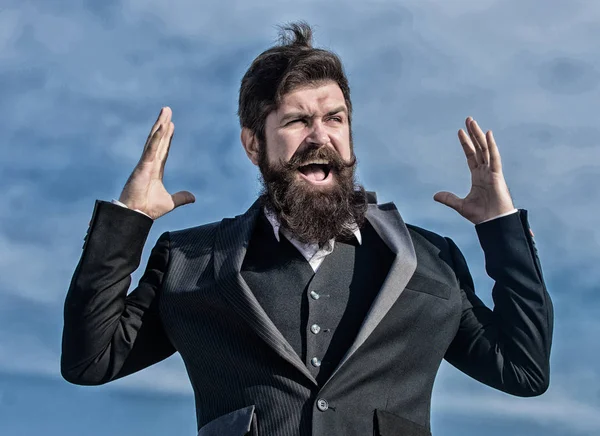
[213,200,318,386]
[325,201,418,384]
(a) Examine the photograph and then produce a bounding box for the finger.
[469,119,490,165]
[486,130,502,172]
[140,124,164,164]
[171,190,196,209]
[458,129,478,171]
[433,191,463,213]
[144,107,172,149]
[142,116,172,166]
[465,117,485,165]
[159,122,175,179]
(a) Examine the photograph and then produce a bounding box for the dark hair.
[238,22,352,142]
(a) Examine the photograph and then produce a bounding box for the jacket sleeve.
[443,209,554,397]
[61,200,176,385]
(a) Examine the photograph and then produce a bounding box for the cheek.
[332,130,352,160]
[267,133,301,163]
[339,144,352,161]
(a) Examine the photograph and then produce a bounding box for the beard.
[258,144,368,246]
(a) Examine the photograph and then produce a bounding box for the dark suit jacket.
[61,197,553,436]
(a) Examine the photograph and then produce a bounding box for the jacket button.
[316,398,329,411]
[310,324,321,334]
[310,291,320,300]
[311,357,321,367]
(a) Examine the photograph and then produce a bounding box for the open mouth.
[297,160,332,184]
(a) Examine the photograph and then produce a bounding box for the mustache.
[280,147,357,172]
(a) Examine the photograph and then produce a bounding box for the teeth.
[301,159,329,166]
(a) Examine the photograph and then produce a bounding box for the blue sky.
[1,0,599,434]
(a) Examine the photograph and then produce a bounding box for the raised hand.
[118,107,195,220]
[433,117,515,225]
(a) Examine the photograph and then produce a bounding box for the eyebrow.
[279,106,348,125]
[325,106,348,118]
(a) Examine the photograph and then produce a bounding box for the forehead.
[277,82,346,113]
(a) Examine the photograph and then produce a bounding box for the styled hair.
[238,22,352,142]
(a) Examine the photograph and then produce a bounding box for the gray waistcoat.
[241,212,394,385]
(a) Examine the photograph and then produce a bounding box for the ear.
[241,127,260,166]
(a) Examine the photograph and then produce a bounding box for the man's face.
[262,81,353,188]
[248,81,366,245]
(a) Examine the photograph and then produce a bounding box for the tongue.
[300,164,327,181]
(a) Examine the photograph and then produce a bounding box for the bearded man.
[61,23,553,436]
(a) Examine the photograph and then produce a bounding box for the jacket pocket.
[404,272,453,300]
[197,405,256,436]
[375,409,431,436]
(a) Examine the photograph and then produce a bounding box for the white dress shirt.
[262,207,362,272]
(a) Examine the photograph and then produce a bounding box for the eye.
[286,118,307,126]
[328,116,343,123]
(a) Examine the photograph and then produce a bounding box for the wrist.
[111,199,152,219]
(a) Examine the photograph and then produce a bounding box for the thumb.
[433,191,462,212]
[171,191,196,209]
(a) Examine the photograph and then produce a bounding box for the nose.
[305,121,329,147]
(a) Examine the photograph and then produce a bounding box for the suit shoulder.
[405,223,451,252]
[167,220,221,248]
[404,222,463,286]
[368,200,450,251]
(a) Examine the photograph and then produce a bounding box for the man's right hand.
[118,107,195,220]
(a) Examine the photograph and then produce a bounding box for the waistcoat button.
[316,398,329,411]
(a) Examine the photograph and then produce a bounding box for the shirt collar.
[263,207,362,246]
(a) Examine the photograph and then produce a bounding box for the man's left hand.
[434,117,515,225]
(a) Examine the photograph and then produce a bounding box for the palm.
[119,107,195,220]
[123,175,176,219]
[434,117,514,225]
